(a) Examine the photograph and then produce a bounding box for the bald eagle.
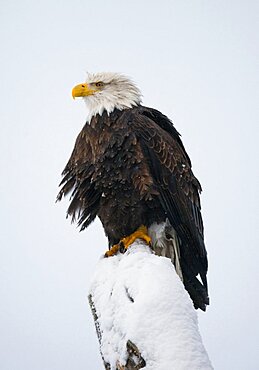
[57,73,209,311]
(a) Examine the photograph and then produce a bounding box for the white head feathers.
[83,72,142,121]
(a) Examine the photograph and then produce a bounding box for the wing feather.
[132,108,209,307]
[57,125,101,229]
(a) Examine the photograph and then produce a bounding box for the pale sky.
[1,1,258,369]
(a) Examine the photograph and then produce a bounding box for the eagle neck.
[89,107,134,128]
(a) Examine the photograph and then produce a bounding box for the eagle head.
[72,72,142,120]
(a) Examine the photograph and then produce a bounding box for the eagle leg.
[104,225,151,257]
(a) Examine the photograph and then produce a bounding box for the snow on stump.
[89,241,213,370]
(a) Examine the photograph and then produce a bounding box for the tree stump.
[88,241,213,370]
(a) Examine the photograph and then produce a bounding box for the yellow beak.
[72,83,96,99]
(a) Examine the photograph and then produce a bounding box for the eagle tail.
[183,272,209,311]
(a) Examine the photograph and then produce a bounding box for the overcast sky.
[1,0,258,369]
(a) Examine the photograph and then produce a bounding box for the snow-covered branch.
[89,241,213,370]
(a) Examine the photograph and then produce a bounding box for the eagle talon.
[119,242,126,254]
[104,225,151,258]
[104,243,120,257]
[120,225,151,250]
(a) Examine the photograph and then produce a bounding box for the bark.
[89,294,146,370]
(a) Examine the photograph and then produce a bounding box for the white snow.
[89,241,213,370]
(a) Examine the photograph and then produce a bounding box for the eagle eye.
[95,81,104,87]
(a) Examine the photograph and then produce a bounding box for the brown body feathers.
[57,106,209,310]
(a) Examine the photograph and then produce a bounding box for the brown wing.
[131,107,208,307]
[57,125,101,229]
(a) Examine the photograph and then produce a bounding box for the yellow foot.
[104,225,151,258]
[121,225,151,249]
[104,243,120,257]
